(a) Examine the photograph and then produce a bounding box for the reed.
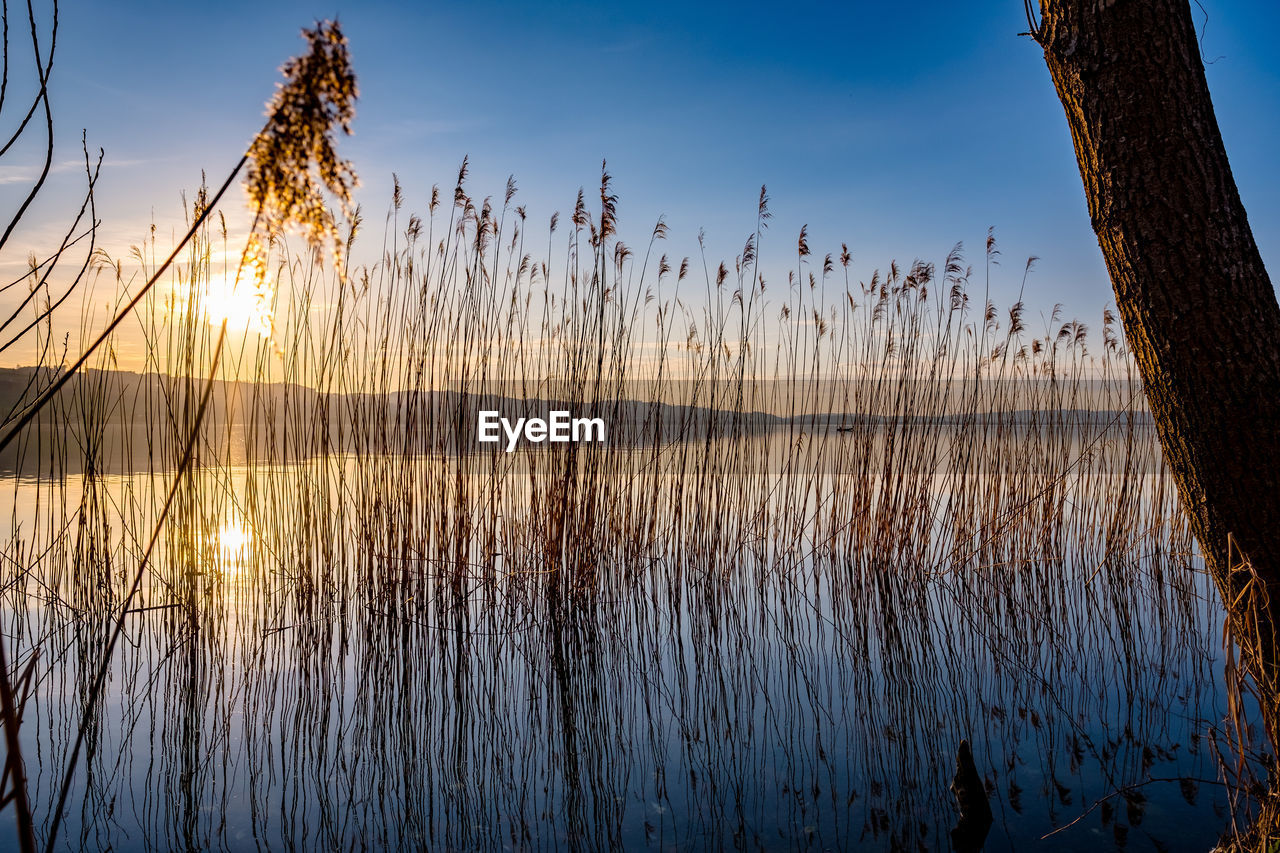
[0,11,1253,849]
[0,156,1244,849]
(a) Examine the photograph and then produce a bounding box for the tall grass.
[0,165,1239,850]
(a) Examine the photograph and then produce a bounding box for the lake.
[0,422,1253,851]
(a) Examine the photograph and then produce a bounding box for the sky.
[2,0,1279,369]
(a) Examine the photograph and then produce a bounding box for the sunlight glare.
[200,264,273,338]
[215,518,253,574]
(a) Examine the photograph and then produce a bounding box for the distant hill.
[0,366,1152,475]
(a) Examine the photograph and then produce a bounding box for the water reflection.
[212,518,252,576]
[0,427,1255,852]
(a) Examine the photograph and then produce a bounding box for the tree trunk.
[1034,0,1280,693]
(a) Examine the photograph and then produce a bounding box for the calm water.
[0,428,1254,852]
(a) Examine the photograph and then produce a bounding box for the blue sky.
[5,0,1280,357]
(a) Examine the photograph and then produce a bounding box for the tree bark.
[1034,0,1280,685]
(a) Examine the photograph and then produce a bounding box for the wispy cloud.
[0,156,151,186]
[363,116,484,145]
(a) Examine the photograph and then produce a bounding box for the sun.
[199,268,273,338]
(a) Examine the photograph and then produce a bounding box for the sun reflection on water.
[212,517,253,576]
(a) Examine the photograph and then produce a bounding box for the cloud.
[362,116,484,145]
[0,156,151,186]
